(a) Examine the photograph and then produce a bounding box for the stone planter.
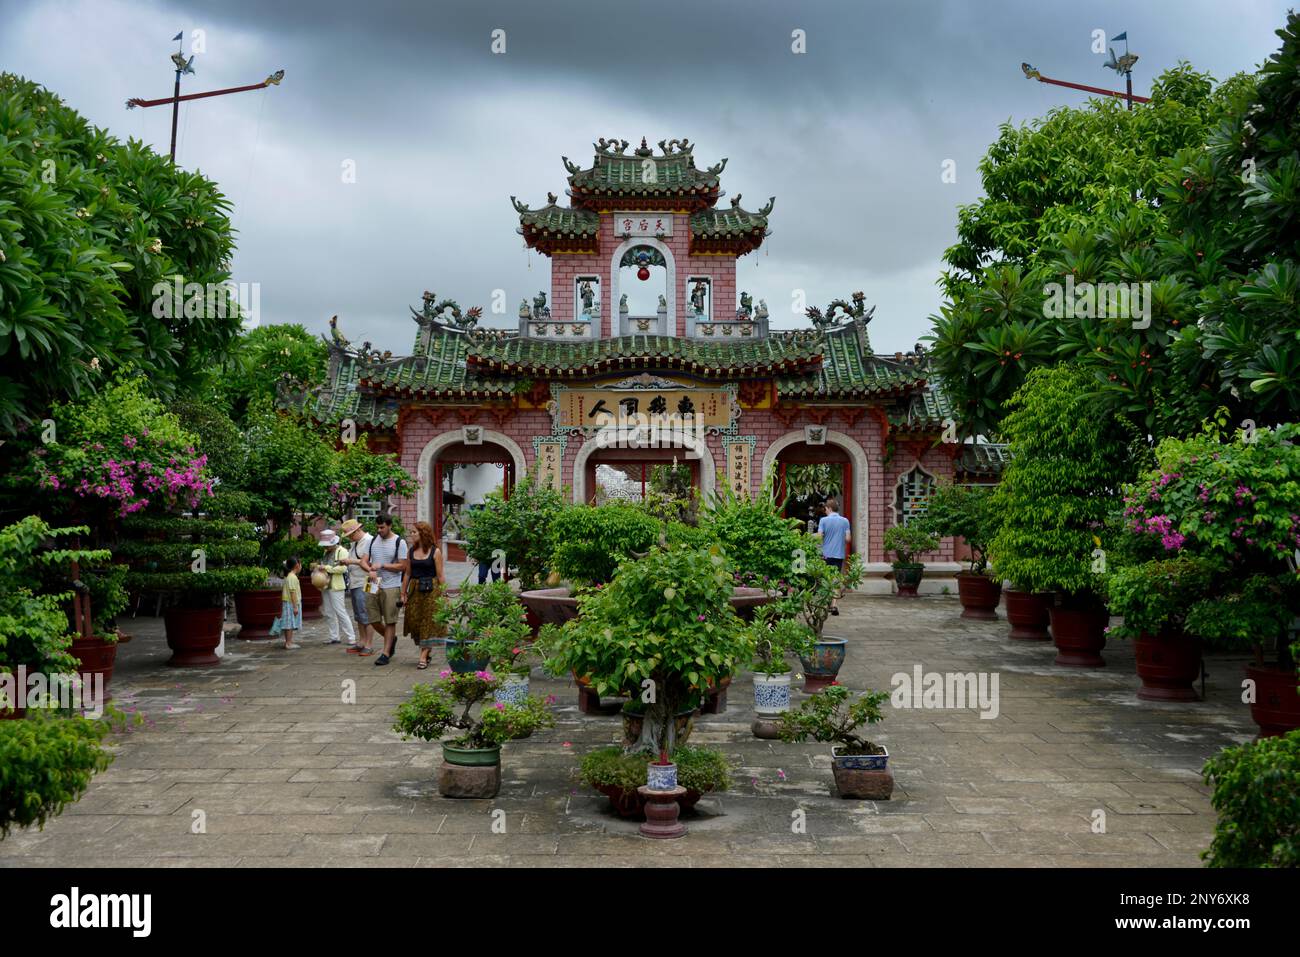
[730,586,777,622]
[831,745,893,799]
[956,573,1002,620]
[233,588,281,641]
[1246,664,1300,738]
[753,671,793,715]
[893,563,924,597]
[1048,602,1108,668]
[518,587,579,627]
[799,636,847,692]
[299,581,324,620]
[70,634,118,704]
[1134,630,1202,701]
[1005,589,1052,641]
[163,606,223,667]
[438,743,502,798]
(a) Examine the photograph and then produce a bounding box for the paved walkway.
[0,594,1253,867]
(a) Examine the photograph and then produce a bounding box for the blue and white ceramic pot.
[753,671,793,715]
[494,673,529,705]
[646,761,678,792]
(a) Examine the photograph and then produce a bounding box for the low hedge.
[0,713,114,838]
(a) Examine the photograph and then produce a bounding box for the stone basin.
[519,585,773,626]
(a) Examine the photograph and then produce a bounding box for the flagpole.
[169,31,183,163]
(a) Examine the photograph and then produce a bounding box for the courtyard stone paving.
[0,592,1256,868]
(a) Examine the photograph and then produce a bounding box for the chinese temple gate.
[282,137,1006,568]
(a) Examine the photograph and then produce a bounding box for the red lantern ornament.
[637,266,650,281]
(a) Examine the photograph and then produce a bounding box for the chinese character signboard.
[725,439,753,499]
[612,211,673,238]
[536,440,564,492]
[559,388,730,429]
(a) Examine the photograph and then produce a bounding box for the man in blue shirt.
[816,498,852,616]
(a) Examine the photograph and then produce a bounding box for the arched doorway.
[774,443,853,548]
[585,448,699,506]
[432,442,516,559]
[760,430,870,559]
[572,431,716,506]
[609,236,676,336]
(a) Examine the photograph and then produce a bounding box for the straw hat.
[339,519,363,536]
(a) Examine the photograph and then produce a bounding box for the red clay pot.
[1005,589,1052,640]
[163,606,223,667]
[957,573,1002,620]
[1049,601,1108,667]
[595,783,702,819]
[234,588,281,641]
[71,634,118,704]
[299,581,324,620]
[1246,664,1300,738]
[1134,631,1201,701]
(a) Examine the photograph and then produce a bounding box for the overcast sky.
[1,0,1293,355]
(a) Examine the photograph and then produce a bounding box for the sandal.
[374,654,391,666]
[416,660,429,670]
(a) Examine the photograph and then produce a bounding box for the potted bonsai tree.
[541,543,751,794]
[576,745,733,819]
[989,366,1133,667]
[1106,556,1221,701]
[392,670,554,799]
[1122,422,1300,733]
[919,482,1003,618]
[882,523,939,597]
[783,543,865,691]
[779,683,893,799]
[121,515,269,667]
[746,604,816,735]
[440,580,526,677]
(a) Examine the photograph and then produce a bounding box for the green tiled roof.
[690,199,774,239]
[512,197,600,241]
[890,380,955,430]
[465,332,823,378]
[565,139,724,205]
[957,443,1011,475]
[282,355,402,428]
[775,320,928,399]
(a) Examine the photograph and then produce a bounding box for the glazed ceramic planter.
[442,744,501,767]
[518,587,580,627]
[1005,589,1053,640]
[1048,602,1108,668]
[956,573,1002,620]
[831,746,893,799]
[799,636,847,692]
[1246,664,1300,738]
[646,761,678,792]
[893,563,924,597]
[444,639,490,674]
[163,606,223,667]
[596,783,703,819]
[753,671,793,715]
[1134,630,1202,701]
[233,588,281,641]
[299,581,324,620]
[70,634,118,704]
[494,673,530,705]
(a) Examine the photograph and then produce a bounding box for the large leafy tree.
[0,73,242,433]
[929,62,1255,439]
[207,323,329,427]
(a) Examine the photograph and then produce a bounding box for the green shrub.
[697,480,805,582]
[549,503,659,585]
[882,523,939,566]
[918,483,1001,574]
[462,473,568,589]
[1104,556,1223,640]
[120,514,269,605]
[0,712,114,838]
[1202,731,1300,868]
[577,745,731,793]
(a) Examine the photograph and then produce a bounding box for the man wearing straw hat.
[338,518,374,656]
[313,529,356,647]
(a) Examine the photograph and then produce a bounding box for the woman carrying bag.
[402,521,447,669]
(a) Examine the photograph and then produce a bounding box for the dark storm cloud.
[0,0,1291,354]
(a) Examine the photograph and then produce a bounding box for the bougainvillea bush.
[23,374,212,521]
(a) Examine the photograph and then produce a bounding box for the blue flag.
[172,31,183,41]
[1111,32,1127,42]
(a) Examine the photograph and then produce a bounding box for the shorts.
[365,586,402,625]
[823,556,844,570]
[347,587,370,624]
